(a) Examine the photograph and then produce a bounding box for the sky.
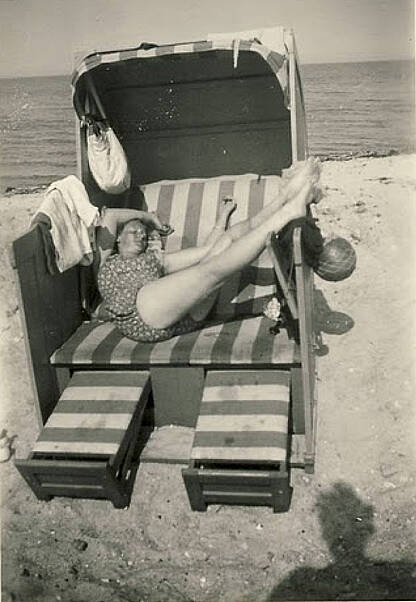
[0,0,414,77]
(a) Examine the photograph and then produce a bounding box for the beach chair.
[13,27,317,510]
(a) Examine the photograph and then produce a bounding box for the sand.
[1,154,416,601]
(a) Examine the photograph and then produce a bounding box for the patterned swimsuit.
[97,250,199,343]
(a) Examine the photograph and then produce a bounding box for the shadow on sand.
[312,288,354,356]
[269,482,416,600]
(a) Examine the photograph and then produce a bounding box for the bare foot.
[216,197,237,230]
[270,180,313,231]
[281,158,321,203]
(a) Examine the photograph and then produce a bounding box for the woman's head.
[118,219,148,257]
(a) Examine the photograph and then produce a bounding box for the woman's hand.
[98,207,174,241]
[141,211,174,236]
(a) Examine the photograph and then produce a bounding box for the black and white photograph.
[0,1,415,600]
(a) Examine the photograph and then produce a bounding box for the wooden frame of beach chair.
[12,28,318,508]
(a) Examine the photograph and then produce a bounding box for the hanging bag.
[87,119,131,194]
[83,75,131,194]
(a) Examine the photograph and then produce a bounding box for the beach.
[1,154,416,600]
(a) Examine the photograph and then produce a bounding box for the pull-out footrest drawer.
[182,370,292,512]
[15,371,150,508]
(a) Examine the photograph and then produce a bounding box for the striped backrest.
[191,370,290,463]
[141,174,282,318]
[33,371,149,459]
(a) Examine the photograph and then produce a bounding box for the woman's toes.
[283,163,311,198]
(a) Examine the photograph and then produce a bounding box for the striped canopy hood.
[71,27,306,187]
[72,27,294,117]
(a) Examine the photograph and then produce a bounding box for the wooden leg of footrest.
[15,459,53,502]
[104,466,130,509]
[270,470,292,513]
[182,467,207,512]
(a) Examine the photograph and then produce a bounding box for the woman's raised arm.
[94,208,169,274]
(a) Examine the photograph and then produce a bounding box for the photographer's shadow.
[312,287,354,356]
[269,482,416,600]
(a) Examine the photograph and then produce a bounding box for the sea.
[0,59,414,192]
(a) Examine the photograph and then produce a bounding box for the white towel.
[31,176,99,272]
[52,175,98,228]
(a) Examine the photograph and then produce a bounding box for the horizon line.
[0,56,413,79]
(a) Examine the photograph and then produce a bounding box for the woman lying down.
[96,158,321,343]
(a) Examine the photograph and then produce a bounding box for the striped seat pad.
[32,371,149,458]
[191,370,290,463]
[140,173,282,319]
[51,316,299,367]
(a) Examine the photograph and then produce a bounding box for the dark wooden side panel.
[293,228,317,471]
[124,122,291,186]
[13,226,83,425]
[290,367,306,434]
[150,367,205,428]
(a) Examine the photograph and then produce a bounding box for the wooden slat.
[16,459,108,472]
[141,426,194,464]
[289,434,306,468]
[195,414,288,432]
[202,483,270,494]
[32,441,120,456]
[193,430,287,447]
[202,384,289,401]
[45,413,134,430]
[191,446,287,463]
[40,485,107,498]
[70,371,149,387]
[204,370,290,387]
[60,386,143,401]
[40,482,103,491]
[267,233,298,320]
[200,472,271,487]
[199,399,289,415]
[54,399,139,414]
[290,366,305,434]
[293,228,316,468]
[204,491,272,504]
[40,474,104,485]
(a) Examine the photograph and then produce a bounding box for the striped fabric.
[51,316,299,367]
[50,173,302,367]
[72,40,288,106]
[141,173,282,319]
[191,370,290,463]
[33,371,149,457]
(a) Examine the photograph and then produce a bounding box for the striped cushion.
[191,370,290,463]
[51,316,299,367]
[32,371,149,458]
[140,174,282,319]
